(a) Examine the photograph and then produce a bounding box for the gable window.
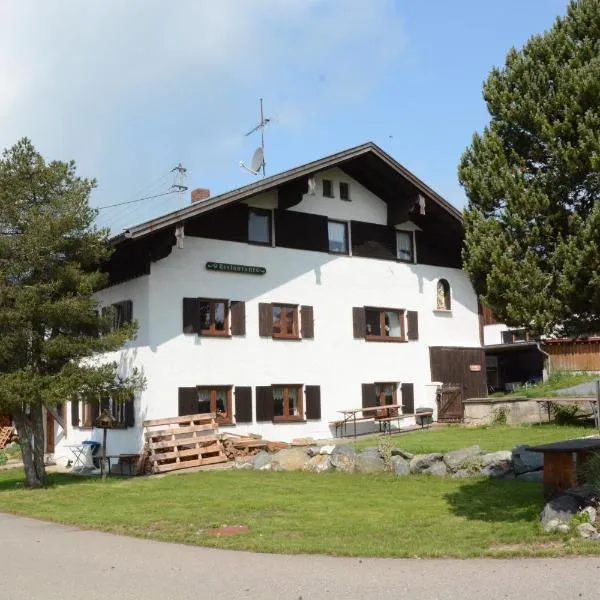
[339,182,350,201]
[502,329,529,344]
[248,208,272,245]
[199,299,229,336]
[328,220,349,254]
[365,308,405,341]
[322,179,334,198]
[396,231,414,262]
[272,385,303,421]
[436,279,451,311]
[272,304,299,339]
[196,386,233,424]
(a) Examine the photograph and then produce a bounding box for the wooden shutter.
[230,301,246,336]
[274,210,329,252]
[124,397,135,427]
[361,383,376,417]
[255,386,274,421]
[182,298,200,334]
[350,220,396,260]
[305,385,321,420]
[301,305,314,339]
[234,386,253,423]
[258,303,272,337]
[71,400,79,427]
[90,402,100,428]
[185,203,249,243]
[178,387,198,416]
[401,383,415,414]
[407,310,419,341]
[353,307,366,338]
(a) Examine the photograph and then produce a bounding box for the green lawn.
[0,464,598,558]
[354,423,595,453]
[490,372,599,399]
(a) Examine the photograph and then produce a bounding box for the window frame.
[271,303,299,340]
[327,219,349,255]
[375,382,399,417]
[248,207,272,246]
[396,230,415,263]
[80,401,94,429]
[198,298,230,337]
[339,181,350,201]
[272,384,304,422]
[322,179,334,198]
[364,307,406,342]
[196,385,233,425]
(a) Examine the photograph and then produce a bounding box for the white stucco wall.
[483,323,509,346]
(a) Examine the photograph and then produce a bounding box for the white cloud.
[0,0,407,231]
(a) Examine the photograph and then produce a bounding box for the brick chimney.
[191,188,210,203]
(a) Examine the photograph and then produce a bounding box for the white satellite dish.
[240,147,264,176]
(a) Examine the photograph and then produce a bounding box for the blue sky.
[0,0,570,233]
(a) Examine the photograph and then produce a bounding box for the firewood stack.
[0,415,14,450]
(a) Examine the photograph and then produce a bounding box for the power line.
[96,190,178,211]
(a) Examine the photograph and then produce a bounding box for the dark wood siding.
[353,307,366,338]
[407,311,419,341]
[258,303,272,337]
[361,383,376,415]
[234,387,253,423]
[274,210,329,252]
[71,400,79,427]
[230,301,246,336]
[178,387,198,416]
[182,298,200,334]
[415,229,462,269]
[124,398,135,427]
[350,221,396,260]
[401,383,415,414]
[305,385,321,420]
[277,179,309,209]
[255,386,274,421]
[301,305,314,339]
[430,347,487,401]
[184,204,249,243]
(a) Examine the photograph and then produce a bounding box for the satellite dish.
[240,147,264,176]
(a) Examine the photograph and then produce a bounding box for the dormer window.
[339,182,350,201]
[322,179,334,198]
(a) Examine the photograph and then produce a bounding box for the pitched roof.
[111,142,462,244]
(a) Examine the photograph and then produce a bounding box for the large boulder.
[540,494,581,531]
[480,451,513,477]
[251,450,274,471]
[515,470,543,483]
[422,461,448,477]
[330,445,357,474]
[564,484,596,506]
[355,450,385,474]
[443,445,482,473]
[512,445,544,475]
[391,448,414,460]
[391,455,410,477]
[303,454,331,473]
[409,453,443,474]
[576,523,598,539]
[270,448,310,471]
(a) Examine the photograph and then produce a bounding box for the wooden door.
[430,347,487,421]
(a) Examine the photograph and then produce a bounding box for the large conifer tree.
[0,139,141,487]
[459,0,600,336]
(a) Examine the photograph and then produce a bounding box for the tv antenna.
[240,98,271,177]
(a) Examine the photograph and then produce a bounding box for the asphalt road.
[1,513,599,600]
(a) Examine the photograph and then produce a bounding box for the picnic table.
[335,405,403,438]
[529,437,600,498]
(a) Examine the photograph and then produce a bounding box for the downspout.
[536,342,551,382]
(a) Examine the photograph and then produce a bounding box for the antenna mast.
[241,98,271,177]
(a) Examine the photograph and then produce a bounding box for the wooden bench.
[329,416,374,438]
[376,414,413,434]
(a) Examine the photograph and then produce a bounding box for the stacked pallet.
[0,415,14,450]
[143,413,227,474]
[222,434,289,460]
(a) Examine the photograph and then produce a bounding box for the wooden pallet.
[0,415,14,449]
[143,413,227,474]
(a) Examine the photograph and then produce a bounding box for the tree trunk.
[13,405,48,488]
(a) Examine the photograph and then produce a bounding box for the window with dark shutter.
[274,210,329,253]
[234,387,253,423]
[124,398,135,427]
[71,399,79,427]
[401,383,415,414]
[183,298,200,334]
[255,386,274,421]
[300,305,314,339]
[230,301,246,336]
[361,383,376,417]
[351,221,396,260]
[407,311,419,341]
[305,386,321,420]
[352,307,366,338]
[178,387,198,416]
[258,303,273,337]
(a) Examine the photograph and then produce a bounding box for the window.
[196,386,233,424]
[272,385,303,421]
[248,208,272,245]
[339,181,350,201]
[108,394,135,428]
[436,279,451,311]
[103,300,133,331]
[396,231,414,262]
[375,383,399,417]
[72,394,134,429]
[199,299,229,336]
[322,179,333,198]
[365,308,405,341]
[80,401,94,428]
[272,304,299,339]
[328,220,349,254]
[501,329,529,344]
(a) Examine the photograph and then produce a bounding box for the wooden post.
[102,428,107,480]
[543,452,577,499]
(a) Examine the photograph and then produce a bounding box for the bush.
[377,438,395,472]
[579,452,600,497]
[0,451,7,466]
[551,402,580,425]
[490,405,509,426]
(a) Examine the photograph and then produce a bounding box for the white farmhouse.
[50,142,487,462]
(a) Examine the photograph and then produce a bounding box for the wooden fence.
[542,340,600,372]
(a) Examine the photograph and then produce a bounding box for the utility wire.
[96,190,178,211]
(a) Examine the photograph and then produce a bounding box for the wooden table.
[528,438,600,498]
[336,405,402,438]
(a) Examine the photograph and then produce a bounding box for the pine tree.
[459,0,600,336]
[0,139,142,487]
